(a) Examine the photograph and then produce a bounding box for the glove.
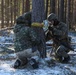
[48,26,54,31]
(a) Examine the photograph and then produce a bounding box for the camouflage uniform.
[14,24,39,52]
[13,12,40,69]
[47,13,70,63]
[13,12,40,52]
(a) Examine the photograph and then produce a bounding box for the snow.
[0,30,76,75]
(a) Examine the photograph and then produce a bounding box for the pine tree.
[32,0,46,58]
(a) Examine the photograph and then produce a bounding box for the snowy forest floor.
[0,30,76,75]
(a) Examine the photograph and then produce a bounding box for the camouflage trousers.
[53,44,70,62]
[16,48,40,66]
[55,45,69,57]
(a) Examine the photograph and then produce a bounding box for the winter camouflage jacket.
[13,24,39,52]
[13,11,40,52]
[47,13,69,46]
[52,22,68,42]
[47,13,71,60]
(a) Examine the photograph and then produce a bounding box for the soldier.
[13,12,40,52]
[47,13,71,63]
[13,12,40,69]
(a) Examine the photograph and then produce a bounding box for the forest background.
[0,0,76,31]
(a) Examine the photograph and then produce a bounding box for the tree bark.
[32,0,46,58]
[45,0,48,19]
[72,0,76,25]
[66,0,71,30]
[50,0,55,13]
[1,0,4,28]
[59,0,64,22]
[25,0,30,12]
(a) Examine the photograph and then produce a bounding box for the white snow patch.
[0,31,76,75]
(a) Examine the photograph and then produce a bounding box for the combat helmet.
[22,11,31,21]
[22,11,31,26]
[16,16,25,24]
[47,13,58,21]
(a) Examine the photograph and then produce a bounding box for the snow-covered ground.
[0,30,76,75]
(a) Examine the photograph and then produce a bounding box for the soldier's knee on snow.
[55,54,70,63]
[55,45,71,63]
[60,55,70,63]
[56,45,68,57]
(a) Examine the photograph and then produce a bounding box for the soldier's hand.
[48,26,54,31]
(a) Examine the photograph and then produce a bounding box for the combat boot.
[13,59,21,69]
[29,58,39,69]
[62,55,70,63]
[13,58,28,69]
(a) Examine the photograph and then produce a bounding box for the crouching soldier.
[46,13,72,63]
[13,12,41,69]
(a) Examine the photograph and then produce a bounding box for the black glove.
[48,26,54,31]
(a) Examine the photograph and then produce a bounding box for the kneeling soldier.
[47,13,72,63]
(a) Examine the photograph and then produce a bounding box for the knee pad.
[56,45,68,57]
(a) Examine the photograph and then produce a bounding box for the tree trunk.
[32,0,46,58]
[50,0,55,13]
[72,0,75,25]
[10,0,13,26]
[45,0,48,19]
[75,0,76,25]
[1,0,4,28]
[25,0,30,12]
[64,0,67,23]
[59,0,64,22]
[22,0,25,14]
[66,0,71,30]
